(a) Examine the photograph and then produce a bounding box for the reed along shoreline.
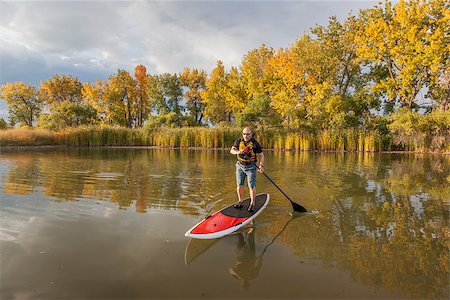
[1,126,448,154]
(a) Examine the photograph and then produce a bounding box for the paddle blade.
[290,200,307,213]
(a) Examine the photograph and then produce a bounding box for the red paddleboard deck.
[185,193,270,239]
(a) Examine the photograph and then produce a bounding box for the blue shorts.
[236,162,257,188]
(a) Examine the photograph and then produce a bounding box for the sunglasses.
[242,133,251,135]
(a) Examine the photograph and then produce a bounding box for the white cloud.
[0,1,380,120]
[0,0,378,85]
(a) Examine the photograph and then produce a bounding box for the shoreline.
[0,144,448,155]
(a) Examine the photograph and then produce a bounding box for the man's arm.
[230,146,243,155]
[257,152,265,173]
[231,139,244,155]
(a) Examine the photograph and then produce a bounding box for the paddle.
[258,167,307,213]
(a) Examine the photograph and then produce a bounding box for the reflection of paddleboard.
[185,193,270,239]
[184,238,219,264]
[185,227,253,264]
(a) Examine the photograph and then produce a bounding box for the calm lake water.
[0,148,448,299]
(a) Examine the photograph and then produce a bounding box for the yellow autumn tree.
[271,14,378,129]
[0,82,42,127]
[288,34,337,127]
[266,47,305,124]
[355,0,449,109]
[107,69,137,128]
[39,74,83,104]
[37,74,99,129]
[134,64,150,127]
[82,80,110,125]
[238,44,280,127]
[225,67,248,115]
[201,60,230,125]
[240,44,274,99]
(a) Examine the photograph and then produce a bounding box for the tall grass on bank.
[0,128,58,146]
[264,129,384,152]
[315,129,383,152]
[147,127,241,148]
[56,126,146,146]
[0,125,447,152]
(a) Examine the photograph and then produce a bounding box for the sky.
[0,0,379,121]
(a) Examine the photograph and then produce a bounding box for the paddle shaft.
[262,172,293,201]
[258,167,307,212]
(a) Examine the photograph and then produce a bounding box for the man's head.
[242,127,252,141]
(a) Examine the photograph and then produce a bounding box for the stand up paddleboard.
[185,193,270,239]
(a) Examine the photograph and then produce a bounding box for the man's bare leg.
[249,187,256,206]
[237,185,244,202]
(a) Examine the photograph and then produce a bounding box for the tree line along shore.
[0,0,448,152]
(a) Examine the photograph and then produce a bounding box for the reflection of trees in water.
[2,155,41,195]
[1,150,448,297]
[258,199,448,298]
[1,149,235,216]
[264,153,449,299]
[346,196,448,298]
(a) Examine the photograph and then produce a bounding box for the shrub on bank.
[389,108,450,152]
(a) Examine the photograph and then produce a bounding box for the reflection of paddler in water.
[229,215,299,289]
[228,226,261,290]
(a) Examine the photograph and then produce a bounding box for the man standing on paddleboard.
[230,127,265,212]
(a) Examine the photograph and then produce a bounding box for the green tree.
[38,74,102,129]
[146,73,184,127]
[147,75,168,115]
[421,109,450,151]
[264,14,382,129]
[236,94,281,128]
[179,68,207,125]
[160,73,183,116]
[0,82,42,127]
[37,101,97,130]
